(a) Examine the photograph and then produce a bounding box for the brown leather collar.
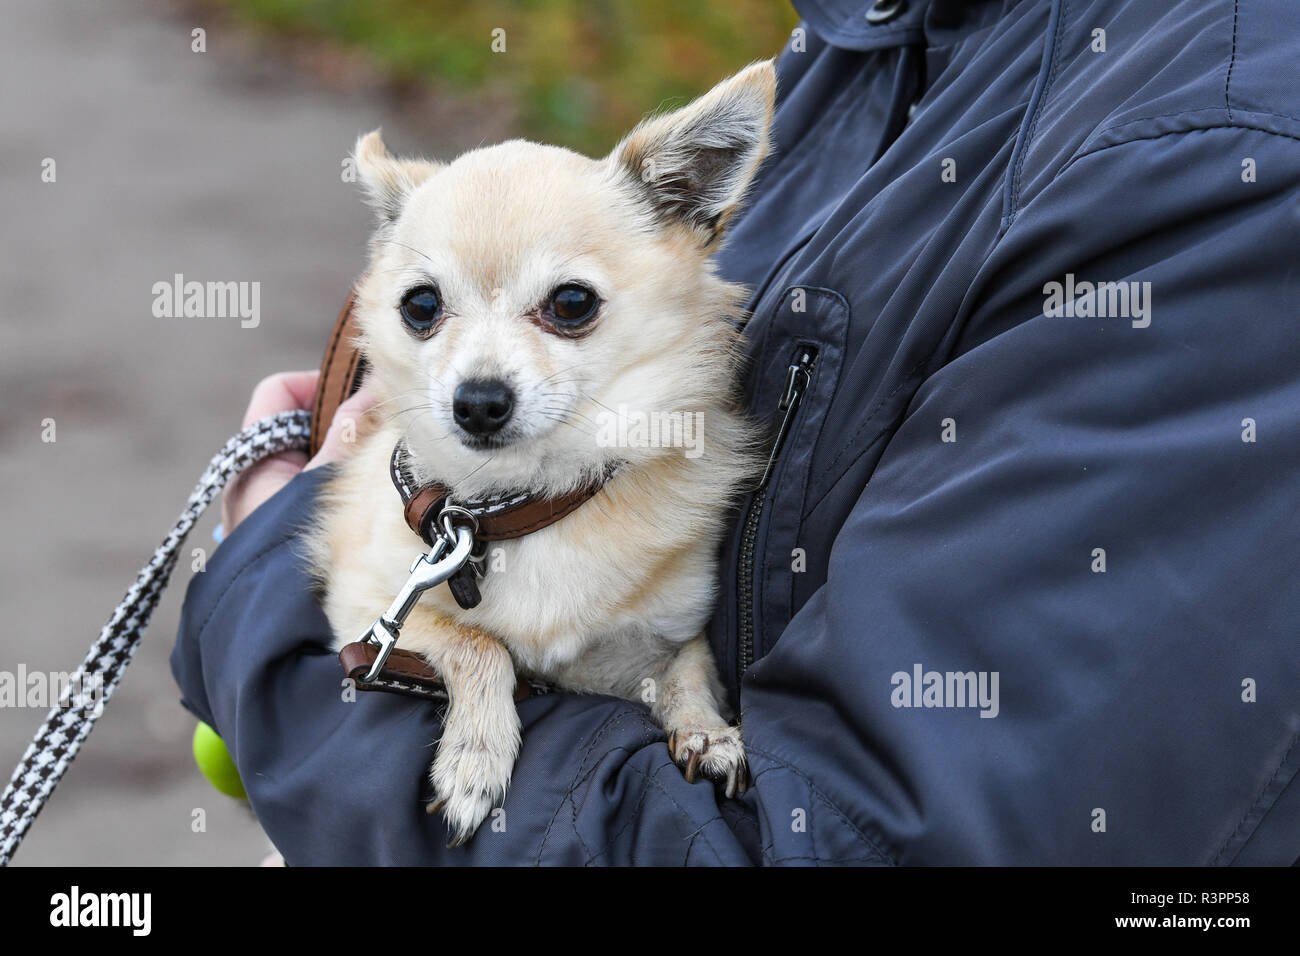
[390,442,615,547]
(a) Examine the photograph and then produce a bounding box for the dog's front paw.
[427,709,521,847]
[667,724,748,798]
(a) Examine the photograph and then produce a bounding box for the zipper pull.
[758,347,816,488]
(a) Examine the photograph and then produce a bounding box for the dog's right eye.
[399,286,441,334]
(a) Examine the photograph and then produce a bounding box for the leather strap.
[309,287,367,457]
[339,641,532,703]
[390,442,613,546]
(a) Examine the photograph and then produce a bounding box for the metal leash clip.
[356,505,477,683]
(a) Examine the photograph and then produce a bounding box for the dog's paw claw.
[684,748,702,783]
[725,761,751,799]
[668,725,746,796]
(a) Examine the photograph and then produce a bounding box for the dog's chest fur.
[312,420,741,695]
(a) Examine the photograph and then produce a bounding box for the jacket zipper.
[737,345,817,681]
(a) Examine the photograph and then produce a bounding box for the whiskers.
[374,385,455,446]
[536,380,602,442]
[537,402,597,441]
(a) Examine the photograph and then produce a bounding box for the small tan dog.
[309,61,775,844]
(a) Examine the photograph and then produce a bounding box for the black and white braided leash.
[0,410,312,866]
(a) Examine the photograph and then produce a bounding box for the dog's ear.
[353,130,441,225]
[609,60,775,246]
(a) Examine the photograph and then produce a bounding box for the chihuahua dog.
[308,61,775,844]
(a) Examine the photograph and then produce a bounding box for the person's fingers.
[306,384,378,470]
[241,370,319,427]
[222,374,375,531]
[223,370,319,532]
[221,451,310,532]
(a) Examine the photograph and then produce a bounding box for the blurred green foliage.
[223,0,798,154]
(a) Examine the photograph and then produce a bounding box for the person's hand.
[221,370,375,533]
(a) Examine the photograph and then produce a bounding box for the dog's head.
[352,61,775,497]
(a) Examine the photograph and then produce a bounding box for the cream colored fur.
[308,61,776,844]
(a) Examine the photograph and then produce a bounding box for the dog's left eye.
[399,285,442,335]
[547,284,599,330]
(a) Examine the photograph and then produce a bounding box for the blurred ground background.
[0,0,793,864]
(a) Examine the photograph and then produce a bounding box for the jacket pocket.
[735,286,850,678]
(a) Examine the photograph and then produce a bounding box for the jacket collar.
[792,0,1011,52]
[791,0,930,51]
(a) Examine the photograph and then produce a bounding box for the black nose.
[453,379,514,435]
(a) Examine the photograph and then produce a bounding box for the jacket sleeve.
[171,466,758,865]
[737,122,1300,865]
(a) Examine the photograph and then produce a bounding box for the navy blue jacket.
[172,0,1300,864]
